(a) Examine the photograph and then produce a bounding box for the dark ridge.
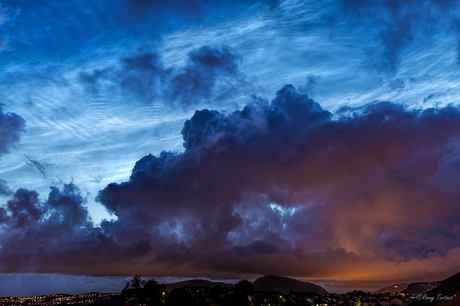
[253,275,328,295]
[411,271,460,306]
[375,283,410,293]
[165,279,233,291]
[402,281,441,295]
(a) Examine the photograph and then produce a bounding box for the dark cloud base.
[1,85,460,287]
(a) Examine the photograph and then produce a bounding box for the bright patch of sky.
[269,203,296,222]
[270,203,296,229]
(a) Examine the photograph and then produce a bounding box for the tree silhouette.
[230,279,255,306]
[142,279,167,305]
[209,284,224,306]
[234,279,255,296]
[165,288,193,306]
[120,276,169,305]
[122,275,145,298]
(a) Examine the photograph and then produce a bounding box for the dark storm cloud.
[341,0,460,74]
[0,184,153,274]
[7,188,42,228]
[94,85,460,279]
[80,45,247,107]
[0,108,25,157]
[3,85,460,284]
[97,85,331,246]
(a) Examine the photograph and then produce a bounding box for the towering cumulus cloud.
[2,86,460,286]
[96,85,460,282]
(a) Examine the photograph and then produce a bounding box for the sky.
[1,0,460,297]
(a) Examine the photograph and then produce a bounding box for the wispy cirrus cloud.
[341,0,460,74]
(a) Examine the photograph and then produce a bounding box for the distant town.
[1,272,458,306]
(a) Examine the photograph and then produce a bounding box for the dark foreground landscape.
[2,272,459,306]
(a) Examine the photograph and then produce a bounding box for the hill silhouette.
[401,281,441,295]
[411,271,460,306]
[253,275,328,295]
[375,283,410,293]
[165,279,233,291]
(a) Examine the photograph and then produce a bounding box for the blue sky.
[2,0,460,296]
[2,0,459,224]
